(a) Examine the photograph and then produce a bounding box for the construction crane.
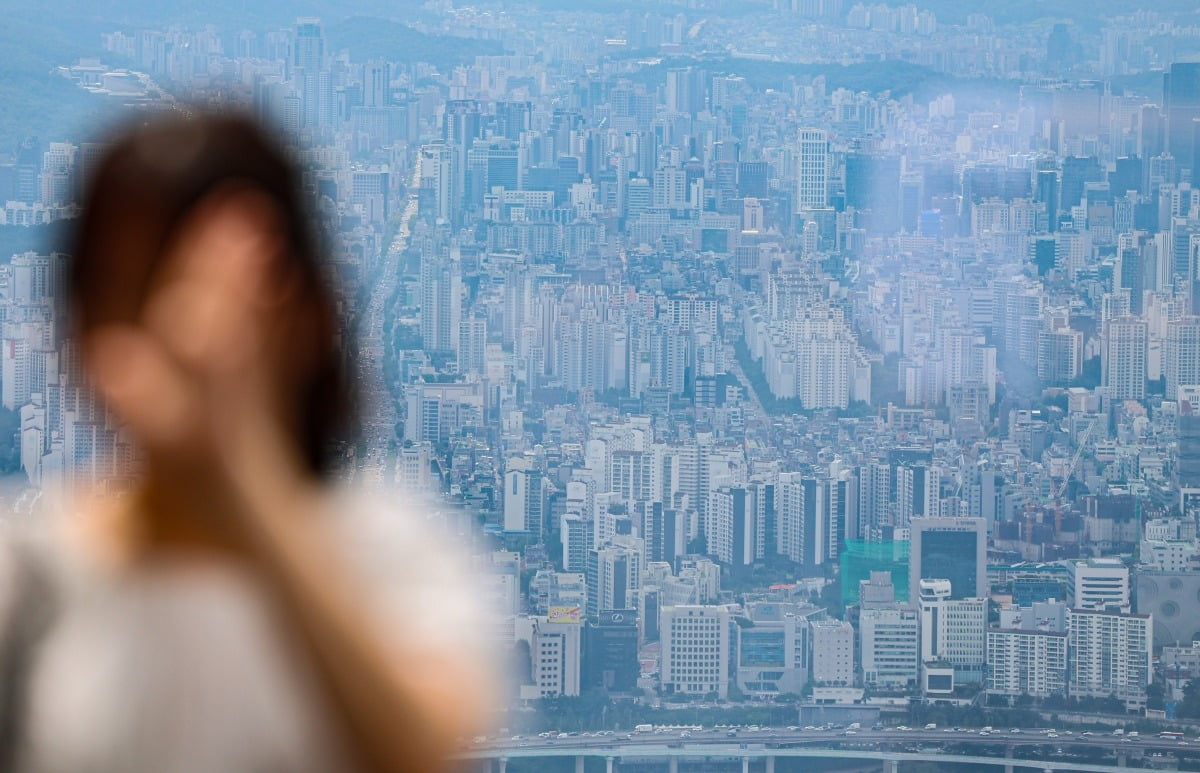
[1050,416,1099,535]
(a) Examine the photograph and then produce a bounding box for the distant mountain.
[628,55,1017,107]
[326,17,505,68]
[11,0,434,30]
[0,14,114,155]
[871,0,1200,27]
[0,4,502,153]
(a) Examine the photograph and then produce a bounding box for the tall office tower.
[1069,557,1130,610]
[1181,387,1200,491]
[586,538,643,619]
[986,601,1069,700]
[624,177,652,220]
[1138,105,1165,189]
[350,167,390,223]
[665,67,706,116]
[1068,607,1151,710]
[443,100,482,217]
[809,619,855,686]
[362,59,389,108]
[9,252,67,306]
[291,19,327,130]
[1111,156,1143,198]
[38,142,75,207]
[495,101,531,141]
[514,614,582,698]
[1165,62,1200,181]
[795,128,828,211]
[652,167,689,209]
[1035,169,1060,231]
[738,160,770,199]
[899,173,923,232]
[909,517,987,601]
[993,277,1041,364]
[292,18,325,72]
[660,605,732,699]
[918,579,987,685]
[845,152,901,233]
[1038,327,1083,385]
[1165,317,1200,399]
[1173,219,1200,283]
[1117,242,1147,315]
[466,140,520,210]
[457,315,487,376]
[503,455,545,536]
[1102,316,1148,401]
[419,250,462,355]
[583,609,640,692]
[1060,156,1103,215]
[561,512,595,573]
[419,143,454,222]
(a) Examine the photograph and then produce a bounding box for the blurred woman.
[0,113,493,772]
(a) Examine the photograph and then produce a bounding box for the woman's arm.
[227,447,491,773]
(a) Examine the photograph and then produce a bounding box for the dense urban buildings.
[3,0,1200,731]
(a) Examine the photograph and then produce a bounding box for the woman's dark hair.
[69,111,356,477]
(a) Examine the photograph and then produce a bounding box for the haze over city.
[3,1,1200,771]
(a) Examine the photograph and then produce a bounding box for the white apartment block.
[986,601,1068,700]
[1068,607,1152,710]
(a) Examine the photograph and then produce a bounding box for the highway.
[467,725,1200,764]
[459,742,1178,773]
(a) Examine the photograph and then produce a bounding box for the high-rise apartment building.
[1068,607,1152,710]
[503,455,545,536]
[419,250,462,354]
[795,128,828,211]
[1102,316,1148,401]
[986,601,1069,700]
[586,538,643,619]
[1165,317,1200,399]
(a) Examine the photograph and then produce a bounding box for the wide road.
[472,725,1197,757]
[356,159,421,487]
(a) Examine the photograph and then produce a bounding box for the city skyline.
[3,1,1200,768]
